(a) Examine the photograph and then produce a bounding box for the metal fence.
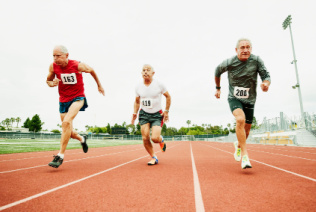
[0,131,227,141]
[252,112,316,134]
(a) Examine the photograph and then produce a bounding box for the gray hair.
[143,64,154,71]
[54,45,69,54]
[236,38,252,48]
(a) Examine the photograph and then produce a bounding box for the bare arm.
[131,96,140,125]
[215,76,221,99]
[163,91,171,122]
[78,63,105,96]
[46,63,60,87]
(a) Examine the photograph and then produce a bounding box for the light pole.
[282,15,305,128]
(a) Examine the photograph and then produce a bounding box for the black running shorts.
[228,98,255,124]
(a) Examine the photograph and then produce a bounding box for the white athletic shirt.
[135,79,167,113]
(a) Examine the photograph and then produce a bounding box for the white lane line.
[247,149,316,161]
[190,142,205,212]
[0,142,180,174]
[248,145,316,155]
[251,159,316,182]
[0,154,148,211]
[199,142,316,183]
[0,143,180,211]
[0,147,144,174]
[0,145,139,162]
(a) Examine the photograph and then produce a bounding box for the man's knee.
[142,134,150,142]
[62,120,71,130]
[151,135,160,143]
[235,116,246,126]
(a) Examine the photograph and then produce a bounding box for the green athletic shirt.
[215,54,271,104]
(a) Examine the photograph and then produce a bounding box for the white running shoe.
[234,141,241,162]
[241,155,252,169]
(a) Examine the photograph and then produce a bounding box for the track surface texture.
[1,141,315,211]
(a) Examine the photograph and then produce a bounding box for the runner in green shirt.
[214,38,271,169]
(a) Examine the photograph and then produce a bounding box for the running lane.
[0,141,196,211]
[192,141,316,211]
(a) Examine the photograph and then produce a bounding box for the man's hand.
[215,89,221,99]
[48,78,61,87]
[163,111,169,123]
[98,86,105,96]
[131,113,137,125]
[261,82,269,92]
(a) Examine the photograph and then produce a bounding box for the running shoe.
[81,135,88,153]
[241,155,252,169]
[148,156,158,165]
[159,136,166,152]
[234,141,241,162]
[48,155,64,168]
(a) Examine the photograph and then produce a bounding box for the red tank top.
[53,60,85,102]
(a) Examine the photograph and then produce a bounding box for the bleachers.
[251,131,296,145]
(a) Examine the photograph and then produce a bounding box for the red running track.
[0,141,316,211]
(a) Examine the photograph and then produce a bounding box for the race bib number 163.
[234,86,250,99]
[61,73,77,84]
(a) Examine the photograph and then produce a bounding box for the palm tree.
[186,120,191,129]
[4,118,11,129]
[10,117,15,128]
[16,117,21,127]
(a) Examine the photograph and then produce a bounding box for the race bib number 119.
[142,98,153,109]
[61,73,77,84]
[234,86,250,99]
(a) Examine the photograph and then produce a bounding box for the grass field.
[0,138,143,154]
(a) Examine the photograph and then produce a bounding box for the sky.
[0,0,315,132]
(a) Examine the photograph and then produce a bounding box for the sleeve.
[159,81,167,94]
[215,59,228,77]
[135,85,140,97]
[257,56,271,82]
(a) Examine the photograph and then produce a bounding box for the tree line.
[1,115,259,135]
[0,115,44,132]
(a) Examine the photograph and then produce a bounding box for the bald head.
[54,45,68,54]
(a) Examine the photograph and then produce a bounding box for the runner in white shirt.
[131,64,171,165]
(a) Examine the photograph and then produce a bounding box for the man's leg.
[141,123,154,157]
[71,129,83,141]
[245,123,252,139]
[59,100,84,154]
[151,126,162,143]
[49,100,84,168]
[152,125,166,152]
[233,108,248,156]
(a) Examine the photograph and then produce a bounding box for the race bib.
[141,98,153,109]
[61,73,77,84]
[234,86,250,99]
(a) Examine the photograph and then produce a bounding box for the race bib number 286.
[234,87,250,99]
[61,73,77,84]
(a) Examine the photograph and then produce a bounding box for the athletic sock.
[80,136,84,143]
[57,153,64,159]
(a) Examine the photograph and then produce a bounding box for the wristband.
[216,86,221,90]
[165,110,169,112]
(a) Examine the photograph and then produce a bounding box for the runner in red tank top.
[46,45,105,168]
